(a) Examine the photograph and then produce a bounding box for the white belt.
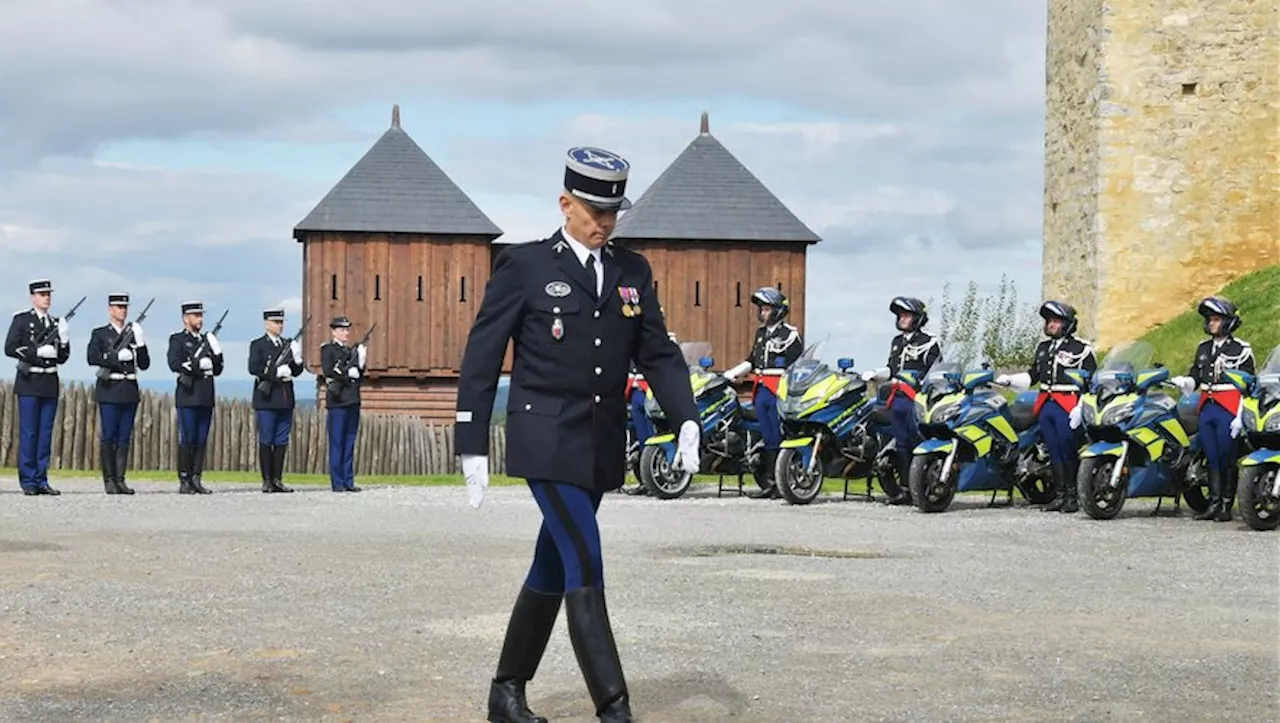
[1042,384,1081,392]
[107,373,137,381]
[757,369,785,376]
[23,366,57,374]
[1205,383,1238,392]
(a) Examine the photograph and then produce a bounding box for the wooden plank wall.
[310,377,461,422]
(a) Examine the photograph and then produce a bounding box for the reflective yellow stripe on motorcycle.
[781,437,813,448]
[1136,371,1163,388]
[1129,426,1164,461]
[1159,418,1191,447]
[1241,452,1280,467]
[926,392,964,423]
[645,434,675,445]
[986,414,1018,444]
[957,425,993,457]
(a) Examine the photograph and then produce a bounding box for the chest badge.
[545,281,571,298]
[551,316,564,341]
[619,286,641,317]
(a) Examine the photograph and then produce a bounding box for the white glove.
[290,339,302,364]
[1069,404,1083,430]
[130,323,145,347]
[862,370,877,382]
[461,454,489,508]
[1230,414,1244,439]
[36,344,57,359]
[724,360,752,382]
[56,318,68,344]
[276,364,293,380]
[1171,376,1195,395]
[863,367,891,383]
[356,343,367,369]
[347,366,360,379]
[995,374,1010,386]
[206,333,221,356]
[198,356,213,371]
[117,348,134,362]
[674,420,700,473]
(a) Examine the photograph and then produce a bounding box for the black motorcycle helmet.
[889,296,928,333]
[1038,300,1078,338]
[1198,296,1240,335]
[751,287,789,325]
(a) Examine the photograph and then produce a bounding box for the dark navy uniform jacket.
[249,334,305,410]
[455,230,698,493]
[1189,336,1256,387]
[87,323,151,404]
[321,341,362,408]
[166,329,224,408]
[1027,336,1097,388]
[746,323,803,371]
[4,309,71,398]
[887,331,941,377]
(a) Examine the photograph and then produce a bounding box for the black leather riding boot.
[114,443,135,494]
[177,444,196,494]
[272,444,293,493]
[1042,463,1065,512]
[565,587,633,722]
[488,585,562,723]
[259,443,275,492]
[101,441,120,494]
[748,450,778,498]
[885,452,914,505]
[1216,466,1237,522]
[191,444,212,494]
[1060,459,1080,513]
[1195,468,1223,520]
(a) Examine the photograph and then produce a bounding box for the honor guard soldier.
[862,297,941,505]
[998,301,1097,513]
[1173,296,1255,521]
[320,316,367,492]
[723,288,804,499]
[87,293,151,494]
[249,308,305,493]
[167,301,224,494]
[455,146,699,723]
[4,279,72,495]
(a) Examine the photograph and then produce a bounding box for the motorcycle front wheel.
[908,454,955,513]
[1237,464,1280,531]
[639,445,693,500]
[1077,456,1127,520]
[775,448,824,505]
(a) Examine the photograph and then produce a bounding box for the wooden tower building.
[295,105,503,419]
[610,113,821,368]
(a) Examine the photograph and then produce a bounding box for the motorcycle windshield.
[922,361,963,395]
[785,359,834,397]
[679,341,713,370]
[1093,340,1155,393]
[1258,346,1280,398]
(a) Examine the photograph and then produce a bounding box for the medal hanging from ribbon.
[551,316,564,341]
[620,287,641,317]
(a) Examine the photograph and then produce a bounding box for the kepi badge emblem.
[545,281,571,298]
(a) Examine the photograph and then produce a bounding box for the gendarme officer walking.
[455,147,699,723]
[321,316,367,492]
[4,279,72,495]
[87,293,151,495]
[249,308,305,493]
[167,301,224,494]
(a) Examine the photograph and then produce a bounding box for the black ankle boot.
[565,587,633,722]
[748,450,778,498]
[1196,468,1223,520]
[272,444,293,493]
[884,454,914,505]
[488,585,562,723]
[1060,460,1079,513]
[1216,467,1237,522]
[114,443,135,494]
[101,441,120,494]
[1042,463,1065,512]
[178,444,196,494]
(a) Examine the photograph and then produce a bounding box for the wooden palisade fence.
[0,381,507,476]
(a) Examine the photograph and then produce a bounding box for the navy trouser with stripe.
[1039,399,1077,465]
[1199,401,1237,472]
[524,480,605,593]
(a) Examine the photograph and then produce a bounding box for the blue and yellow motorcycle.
[1076,340,1212,519]
[639,343,766,499]
[1237,345,1280,531]
[908,362,1056,512]
[774,354,885,505]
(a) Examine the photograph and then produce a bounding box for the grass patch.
[1138,265,1280,368]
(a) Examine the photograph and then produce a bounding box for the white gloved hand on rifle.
[356,343,367,369]
[130,323,145,348]
[276,364,293,381]
[56,318,69,345]
[118,348,134,362]
[674,420,700,473]
[290,339,302,364]
[206,333,221,357]
[461,454,489,508]
[347,366,360,379]
[198,356,213,371]
[36,344,57,359]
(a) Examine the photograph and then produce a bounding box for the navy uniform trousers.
[18,395,58,492]
[100,403,138,449]
[327,406,359,491]
[258,409,292,446]
[1038,398,1077,466]
[1199,400,1237,473]
[177,406,213,448]
[525,481,606,593]
[754,384,782,451]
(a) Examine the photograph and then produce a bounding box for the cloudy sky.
[0,0,1047,382]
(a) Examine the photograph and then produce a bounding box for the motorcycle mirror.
[837,357,855,371]
[699,356,714,370]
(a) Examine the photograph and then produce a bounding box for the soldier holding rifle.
[320,316,372,492]
[248,308,307,493]
[166,301,226,494]
[87,293,153,495]
[4,279,81,496]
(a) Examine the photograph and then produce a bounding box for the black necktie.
[585,255,599,299]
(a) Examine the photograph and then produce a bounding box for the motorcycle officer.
[997,301,1097,513]
[862,297,940,505]
[1172,296,1255,522]
[723,287,803,499]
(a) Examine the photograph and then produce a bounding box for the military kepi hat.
[181,300,204,314]
[28,279,52,294]
[330,316,352,328]
[263,308,285,321]
[108,293,129,306]
[564,147,629,210]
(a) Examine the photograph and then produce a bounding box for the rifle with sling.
[255,314,310,397]
[326,323,376,399]
[18,296,87,375]
[96,297,155,381]
[176,308,229,390]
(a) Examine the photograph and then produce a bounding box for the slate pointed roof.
[294,105,502,238]
[611,113,820,244]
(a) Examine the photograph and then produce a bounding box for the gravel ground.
[0,478,1276,722]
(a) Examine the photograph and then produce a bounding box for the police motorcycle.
[773,344,888,505]
[907,360,1057,513]
[1236,345,1280,531]
[624,372,649,483]
[1075,340,1211,520]
[638,342,767,499]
